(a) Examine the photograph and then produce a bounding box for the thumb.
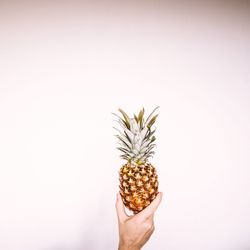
[115,193,128,222]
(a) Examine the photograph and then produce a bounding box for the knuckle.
[143,222,152,230]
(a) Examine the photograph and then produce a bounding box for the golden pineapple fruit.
[113,107,159,213]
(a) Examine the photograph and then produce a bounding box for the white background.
[0,1,250,250]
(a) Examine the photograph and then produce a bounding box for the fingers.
[115,193,128,223]
[136,192,163,222]
[143,225,154,242]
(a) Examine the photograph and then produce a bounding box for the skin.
[115,192,163,250]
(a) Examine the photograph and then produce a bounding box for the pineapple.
[113,107,159,214]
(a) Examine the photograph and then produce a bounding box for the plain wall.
[0,1,250,250]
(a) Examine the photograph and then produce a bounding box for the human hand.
[115,192,163,250]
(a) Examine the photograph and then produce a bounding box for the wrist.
[118,242,140,250]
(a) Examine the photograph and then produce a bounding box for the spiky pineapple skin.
[119,162,158,213]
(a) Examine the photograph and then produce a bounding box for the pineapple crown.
[113,106,159,165]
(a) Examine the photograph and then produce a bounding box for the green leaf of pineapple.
[147,114,158,128]
[118,108,131,129]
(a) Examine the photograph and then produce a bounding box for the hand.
[115,192,163,250]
